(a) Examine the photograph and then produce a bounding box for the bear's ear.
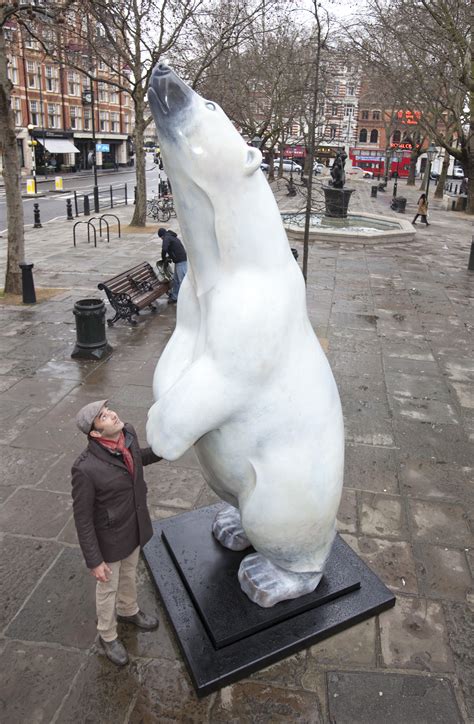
[244,147,262,175]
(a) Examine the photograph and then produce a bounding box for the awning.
[38,138,80,154]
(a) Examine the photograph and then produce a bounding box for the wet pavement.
[0,178,472,723]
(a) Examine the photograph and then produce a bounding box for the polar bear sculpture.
[146,64,344,607]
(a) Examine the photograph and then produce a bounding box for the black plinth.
[323,186,355,217]
[143,504,395,697]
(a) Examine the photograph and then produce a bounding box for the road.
[0,154,163,233]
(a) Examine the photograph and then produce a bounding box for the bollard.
[371,186,377,198]
[66,198,74,221]
[110,184,113,208]
[71,298,113,360]
[33,203,42,228]
[19,262,36,304]
[468,239,474,271]
[74,190,79,217]
[134,185,137,205]
[84,194,90,216]
[124,182,128,205]
[291,247,299,260]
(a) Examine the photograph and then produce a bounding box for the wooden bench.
[98,261,170,326]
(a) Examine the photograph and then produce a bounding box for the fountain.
[282,150,415,245]
[323,150,354,218]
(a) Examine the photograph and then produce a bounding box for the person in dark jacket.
[158,227,187,303]
[71,400,161,666]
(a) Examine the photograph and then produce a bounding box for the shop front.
[31,130,79,174]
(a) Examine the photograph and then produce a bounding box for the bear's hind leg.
[212,505,251,551]
[238,553,322,607]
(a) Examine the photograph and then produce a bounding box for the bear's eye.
[205,102,216,111]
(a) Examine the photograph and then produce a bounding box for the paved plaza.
[0,178,472,723]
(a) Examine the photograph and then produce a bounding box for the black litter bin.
[71,298,113,360]
[371,186,378,198]
[395,197,407,213]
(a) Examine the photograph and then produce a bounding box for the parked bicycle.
[146,194,176,222]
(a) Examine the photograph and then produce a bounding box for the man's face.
[91,406,124,439]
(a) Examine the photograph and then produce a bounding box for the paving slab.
[327,671,462,724]
[0,641,84,724]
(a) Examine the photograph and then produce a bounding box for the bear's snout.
[154,63,171,77]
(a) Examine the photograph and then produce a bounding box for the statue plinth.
[323,186,355,218]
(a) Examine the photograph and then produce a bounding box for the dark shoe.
[117,610,159,631]
[99,637,129,666]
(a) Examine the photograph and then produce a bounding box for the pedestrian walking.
[412,193,429,225]
[158,227,187,303]
[71,400,162,666]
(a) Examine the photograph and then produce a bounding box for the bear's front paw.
[212,505,251,551]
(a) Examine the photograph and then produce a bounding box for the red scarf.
[96,431,135,478]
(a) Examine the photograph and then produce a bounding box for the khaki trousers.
[96,546,140,642]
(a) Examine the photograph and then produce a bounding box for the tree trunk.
[129,91,147,227]
[0,27,25,294]
[469,0,474,214]
[434,153,449,199]
[406,152,417,185]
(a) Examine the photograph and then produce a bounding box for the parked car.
[452,166,465,179]
[260,162,269,172]
[313,163,324,175]
[347,166,374,179]
[273,159,303,174]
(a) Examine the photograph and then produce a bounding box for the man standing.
[158,227,187,304]
[72,400,161,666]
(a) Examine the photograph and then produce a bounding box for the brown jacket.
[71,423,160,569]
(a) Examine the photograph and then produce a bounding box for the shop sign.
[96,143,110,152]
[396,110,421,125]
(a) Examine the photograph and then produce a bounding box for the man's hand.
[90,562,112,582]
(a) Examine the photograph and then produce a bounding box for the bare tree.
[345,0,473,211]
[0,1,73,294]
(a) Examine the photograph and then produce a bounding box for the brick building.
[4,17,134,177]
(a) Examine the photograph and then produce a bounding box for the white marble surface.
[147,65,344,604]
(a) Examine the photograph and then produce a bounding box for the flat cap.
[76,400,108,435]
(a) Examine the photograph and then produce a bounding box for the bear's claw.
[212,505,251,551]
[238,552,322,607]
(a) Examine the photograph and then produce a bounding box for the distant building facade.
[4,16,134,176]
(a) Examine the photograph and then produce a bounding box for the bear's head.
[148,64,262,191]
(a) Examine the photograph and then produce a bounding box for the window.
[124,114,130,133]
[13,97,22,126]
[98,83,108,102]
[329,126,337,139]
[109,88,119,104]
[24,34,38,50]
[7,57,18,84]
[332,104,338,116]
[347,85,354,96]
[83,109,91,130]
[45,66,58,92]
[361,110,369,120]
[29,100,43,126]
[111,112,120,132]
[372,110,380,120]
[48,103,60,128]
[26,61,37,88]
[98,59,106,71]
[392,130,401,144]
[70,105,82,130]
[334,82,339,96]
[99,111,109,131]
[344,104,354,118]
[370,129,379,143]
[359,128,368,143]
[68,71,79,96]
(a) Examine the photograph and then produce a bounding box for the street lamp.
[392,152,400,198]
[82,84,99,212]
[384,147,393,185]
[425,142,437,204]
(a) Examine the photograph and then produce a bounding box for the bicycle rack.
[100,213,121,238]
[87,216,110,245]
[73,220,97,248]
